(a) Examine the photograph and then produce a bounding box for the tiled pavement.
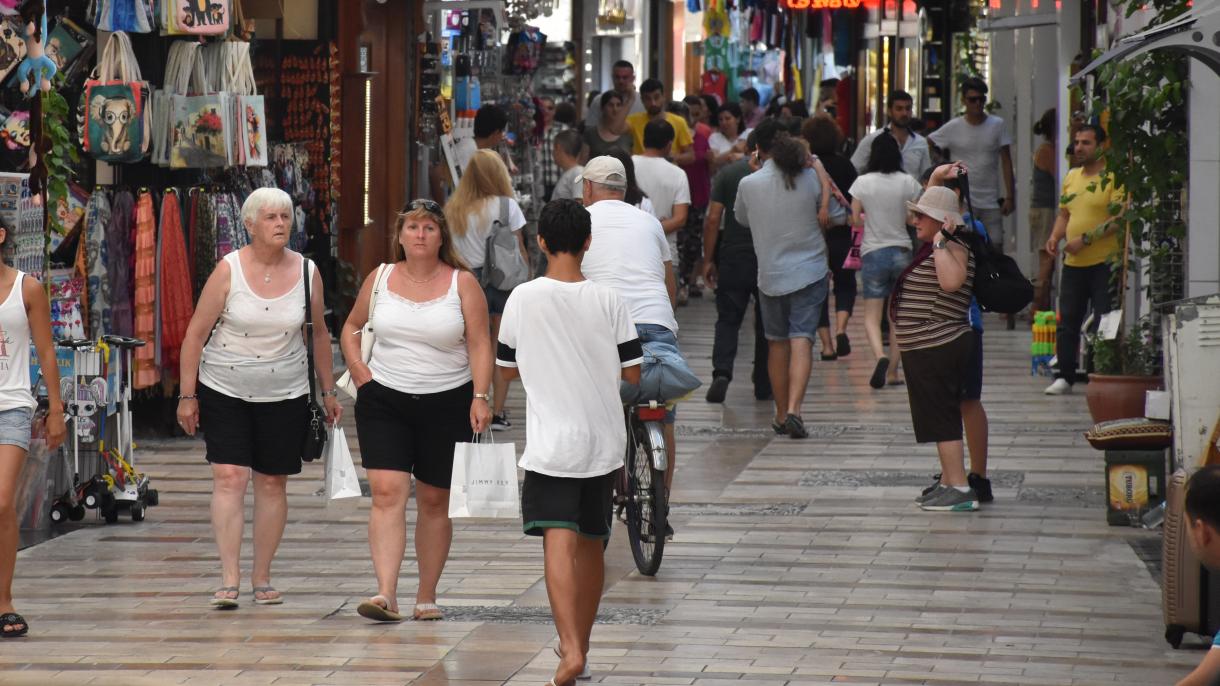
[7,296,1199,685]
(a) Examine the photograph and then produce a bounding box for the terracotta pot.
[1085,374,1164,424]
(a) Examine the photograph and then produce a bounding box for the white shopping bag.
[448,434,520,519]
[326,427,363,500]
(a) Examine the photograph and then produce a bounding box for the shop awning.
[1073,3,1220,82]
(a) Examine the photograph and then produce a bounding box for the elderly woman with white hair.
[178,187,341,608]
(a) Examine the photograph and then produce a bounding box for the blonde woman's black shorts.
[354,379,473,487]
[198,383,308,476]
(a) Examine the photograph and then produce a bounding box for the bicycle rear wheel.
[623,416,667,576]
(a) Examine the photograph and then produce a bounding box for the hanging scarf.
[83,190,112,337]
[193,191,218,299]
[159,191,194,380]
[107,191,135,337]
[133,191,160,389]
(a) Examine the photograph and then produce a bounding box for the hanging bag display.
[78,32,151,164]
[301,258,328,463]
[162,0,230,36]
[167,41,232,169]
[203,40,265,167]
[481,197,529,291]
[336,263,390,399]
[88,0,156,34]
[448,432,520,519]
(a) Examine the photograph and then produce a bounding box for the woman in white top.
[341,199,492,622]
[848,133,924,389]
[0,222,66,639]
[708,102,750,173]
[178,188,341,609]
[443,150,527,431]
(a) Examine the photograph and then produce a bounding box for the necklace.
[402,264,442,284]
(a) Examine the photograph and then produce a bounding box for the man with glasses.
[851,90,932,180]
[927,78,1016,258]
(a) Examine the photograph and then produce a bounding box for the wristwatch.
[1081,232,1094,246]
[933,238,948,250]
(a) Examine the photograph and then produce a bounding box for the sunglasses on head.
[406,199,442,214]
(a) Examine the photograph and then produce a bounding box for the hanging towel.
[107,191,135,337]
[133,191,160,389]
[83,190,112,337]
[159,191,194,380]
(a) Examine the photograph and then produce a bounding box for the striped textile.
[894,248,976,352]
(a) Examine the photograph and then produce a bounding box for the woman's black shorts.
[354,379,473,488]
[899,331,976,444]
[198,383,308,475]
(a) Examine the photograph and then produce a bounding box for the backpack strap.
[497,196,509,229]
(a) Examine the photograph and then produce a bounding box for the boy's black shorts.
[521,470,615,541]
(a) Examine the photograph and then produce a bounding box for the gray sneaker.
[918,485,979,512]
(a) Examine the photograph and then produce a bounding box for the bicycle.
[614,400,670,576]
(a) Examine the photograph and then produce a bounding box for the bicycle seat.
[101,335,146,348]
[56,339,95,350]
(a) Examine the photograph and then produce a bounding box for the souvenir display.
[78,31,151,163]
[14,9,56,95]
[0,15,26,83]
[46,16,92,74]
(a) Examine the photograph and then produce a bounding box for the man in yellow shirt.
[627,78,694,165]
[1043,124,1125,395]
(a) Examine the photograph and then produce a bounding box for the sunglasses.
[965,95,986,104]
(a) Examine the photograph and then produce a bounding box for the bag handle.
[366,263,390,333]
[303,257,318,402]
[95,31,143,83]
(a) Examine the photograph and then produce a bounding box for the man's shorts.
[861,246,912,300]
[758,276,829,341]
[521,470,616,540]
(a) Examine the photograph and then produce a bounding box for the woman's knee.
[212,465,250,494]
[413,482,450,518]
[252,473,288,496]
[368,471,410,508]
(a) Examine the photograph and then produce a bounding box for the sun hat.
[906,186,964,227]
[577,156,628,189]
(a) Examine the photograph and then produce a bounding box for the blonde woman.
[342,199,492,622]
[444,150,528,430]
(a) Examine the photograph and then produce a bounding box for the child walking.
[495,199,642,685]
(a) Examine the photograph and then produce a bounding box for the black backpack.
[952,173,1034,314]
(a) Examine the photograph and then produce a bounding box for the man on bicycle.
[579,156,685,537]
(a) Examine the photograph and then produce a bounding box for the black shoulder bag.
[953,172,1034,314]
[301,258,328,462]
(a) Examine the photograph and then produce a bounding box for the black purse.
[301,258,327,462]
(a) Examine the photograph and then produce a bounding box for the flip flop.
[887,377,906,387]
[412,603,443,621]
[252,586,283,605]
[553,646,592,680]
[357,595,404,622]
[210,586,239,609]
[0,612,28,638]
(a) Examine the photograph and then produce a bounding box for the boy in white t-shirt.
[496,199,642,686]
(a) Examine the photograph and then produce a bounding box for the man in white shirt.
[580,156,685,533]
[927,78,1016,252]
[850,90,933,180]
[632,120,691,271]
[584,60,646,129]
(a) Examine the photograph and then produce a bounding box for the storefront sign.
[781,0,874,9]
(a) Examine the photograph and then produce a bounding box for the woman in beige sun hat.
[891,182,979,513]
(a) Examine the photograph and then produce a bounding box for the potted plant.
[1085,319,1163,424]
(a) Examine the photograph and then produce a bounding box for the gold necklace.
[402,264,442,284]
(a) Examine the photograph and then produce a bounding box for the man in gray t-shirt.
[733,120,829,441]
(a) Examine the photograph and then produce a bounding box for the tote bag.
[448,434,520,519]
[336,263,391,399]
[163,0,230,36]
[79,32,151,163]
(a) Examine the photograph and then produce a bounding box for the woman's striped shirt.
[894,249,975,351]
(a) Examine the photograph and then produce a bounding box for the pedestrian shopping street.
[6,296,1197,685]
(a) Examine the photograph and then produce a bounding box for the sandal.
[210,587,239,609]
[0,612,28,638]
[252,586,283,605]
[357,595,404,622]
[412,603,443,621]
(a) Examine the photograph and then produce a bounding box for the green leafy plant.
[1076,0,1189,376]
[41,82,81,235]
[1091,319,1156,376]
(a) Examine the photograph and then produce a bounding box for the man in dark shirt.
[701,133,771,403]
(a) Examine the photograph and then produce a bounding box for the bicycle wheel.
[623,415,667,576]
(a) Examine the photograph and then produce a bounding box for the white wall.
[1188,63,1220,297]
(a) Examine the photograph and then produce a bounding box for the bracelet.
[320,389,338,397]
[178,394,197,400]
[473,393,490,400]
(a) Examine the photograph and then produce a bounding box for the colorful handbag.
[162,0,230,36]
[77,32,151,164]
[843,225,863,270]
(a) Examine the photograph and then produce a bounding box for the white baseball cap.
[577,156,628,189]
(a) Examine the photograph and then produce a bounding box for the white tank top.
[0,272,33,412]
[199,252,314,402]
[368,268,472,394]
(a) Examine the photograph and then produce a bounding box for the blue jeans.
[860,246,911,299]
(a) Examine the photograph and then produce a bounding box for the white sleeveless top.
[368,268,471,394]
[0,272,33,412]
[199,252,314,402]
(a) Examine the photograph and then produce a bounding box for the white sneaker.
[1044,378,1072,395]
